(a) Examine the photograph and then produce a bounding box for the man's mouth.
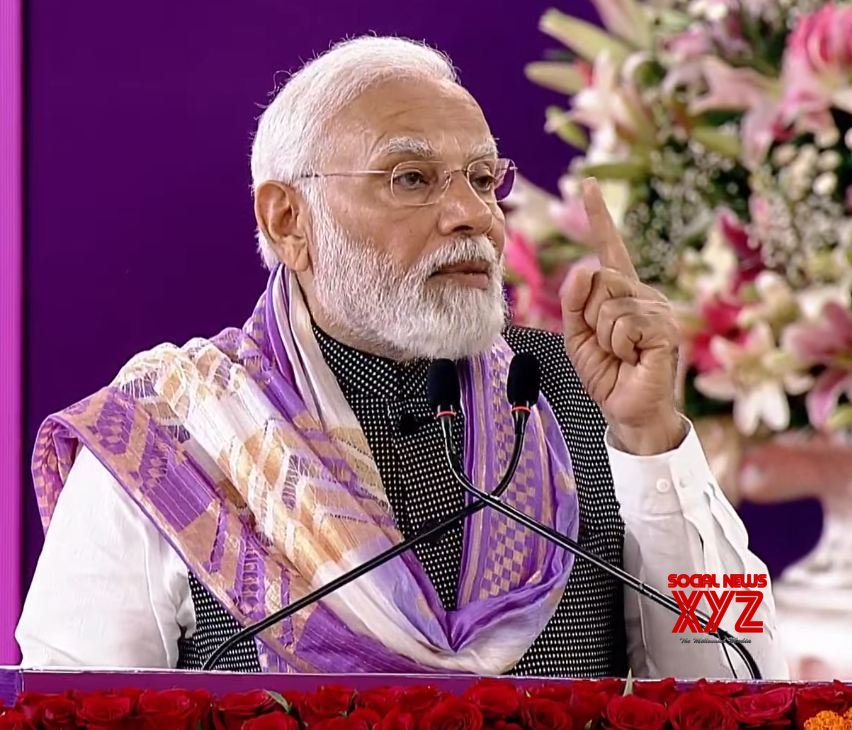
[430,260,492,289]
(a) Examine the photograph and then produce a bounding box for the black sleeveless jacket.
[177,326,628,677]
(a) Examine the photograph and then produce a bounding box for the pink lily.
[783,302,852,429]
[689,57,780,167]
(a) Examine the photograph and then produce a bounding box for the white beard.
[308,194,508,360]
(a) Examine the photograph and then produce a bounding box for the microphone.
[435,355,763,681]
[507,352,540,409]
[506,352,540,436]
[426,359,461,417]
[202,358,533,670]
[427,356,535,499]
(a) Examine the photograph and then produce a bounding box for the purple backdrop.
[1,0,22,665]
[22,0,820,648]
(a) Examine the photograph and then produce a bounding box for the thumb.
[560,264,595,339]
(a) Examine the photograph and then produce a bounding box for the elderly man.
[18,36,787,678]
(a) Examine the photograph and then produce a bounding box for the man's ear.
[254,180,311,271]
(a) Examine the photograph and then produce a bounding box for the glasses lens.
[465,160,499,200]
[390,161,443,205]
[493,160,515,202]
[388,159,515,206]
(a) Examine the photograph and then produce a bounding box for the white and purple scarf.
[32,266,579,674]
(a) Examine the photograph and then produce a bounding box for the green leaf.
[266,691,292,712]
[623,668,635,696]
[526,62,588,95]
[652,7,691,34]
[580,159,649,180]
[828,404,852,431]
[545,107,589,149]
[538,241,589,263]
[691,127,741,158]
[540,9,631,64]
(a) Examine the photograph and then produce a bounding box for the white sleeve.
[16,447,195,668]
[607,422,789,680]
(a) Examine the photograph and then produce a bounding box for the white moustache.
[414,237,501,280]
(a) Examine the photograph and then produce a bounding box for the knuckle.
[598,297,622,319]
[613,314,639,335]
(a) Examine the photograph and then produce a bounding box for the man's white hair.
[251,36,459,269]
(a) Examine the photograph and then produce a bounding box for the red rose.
[75,692,135,728]
[242,713,300,730]
[795,682,852,729]
[398,686,447,715]
[669,691,737,730]
[634,680,679,707]
[13,693,54,724]
[36,696,77,730]
[356,688,403,715]
[419,697,483,730]
[492,723,524,730]
[519,698,573,730]
[0,709,31,730]
[349,709,382,728]
[528,685,610,729]
[694,682,747,698]
[731,688,795,729]
[297,686,355,727]
[281,692,303,704]
[418,697,484,730]
[116,687,144,705]
[604,695,667,730]
[463,680,520,720]
[214,690,279,730]
[527,686,575,704]
[569,688,610,729]
[566,693,605,730]
[380,707,416,730]
[136,688,210,729]
[312,709,381,730]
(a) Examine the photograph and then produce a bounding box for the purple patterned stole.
[32,268,579,674]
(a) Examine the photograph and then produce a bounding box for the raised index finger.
[582,177,638,281]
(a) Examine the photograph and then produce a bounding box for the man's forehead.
[373,135,499,160]
[328,76,495,164]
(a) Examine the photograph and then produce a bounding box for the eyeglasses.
[297,158,517,207]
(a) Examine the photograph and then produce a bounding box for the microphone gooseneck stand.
[205,353,761,679]
[432,365,762,680]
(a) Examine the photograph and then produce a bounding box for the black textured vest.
[177,326,628,677]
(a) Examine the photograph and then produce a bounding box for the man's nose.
[435,172,496,238]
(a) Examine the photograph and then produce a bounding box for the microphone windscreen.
[427,359,461,412]
[507,353,541,407]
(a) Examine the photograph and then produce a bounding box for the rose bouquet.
[2,678,852,730]
[506,1,852,475]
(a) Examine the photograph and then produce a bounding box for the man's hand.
[560,178,686,455]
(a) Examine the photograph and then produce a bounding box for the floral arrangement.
[506,0,852,443]
[1,678,852,730]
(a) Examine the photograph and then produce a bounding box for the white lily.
[571,52,656,151]
[738,272,798,329]
[695,323,812,435]
[592,0,653,49]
